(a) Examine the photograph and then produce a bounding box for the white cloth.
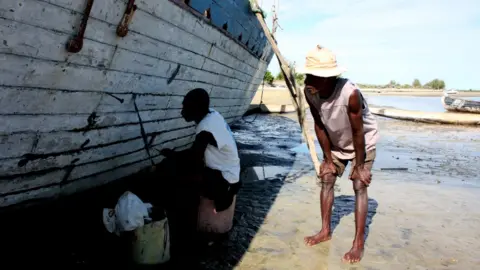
[103,191,153,235]
[196,109,240,184]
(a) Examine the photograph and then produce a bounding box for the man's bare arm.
[161,131,216,162]
[306,97,333,162]
[191,131,217,160]
[347,89,366,165]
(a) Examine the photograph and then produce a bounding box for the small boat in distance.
[444,89,458,95]
[441,94,480,114]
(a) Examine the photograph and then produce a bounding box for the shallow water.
[364,95,480,112]
[287,112,480,187]
[230,114,480,270]
[235,173,480,270]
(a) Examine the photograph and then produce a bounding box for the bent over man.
[298,46,379,263]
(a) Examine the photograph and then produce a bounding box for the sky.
[258,0,480,90]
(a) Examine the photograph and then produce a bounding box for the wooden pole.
[251,1,321,177]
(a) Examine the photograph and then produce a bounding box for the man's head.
[182,88,210,123]
[304,75,339,95]
[297,45,346,94]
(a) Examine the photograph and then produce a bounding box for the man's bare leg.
[343,180,368,263]
[304,173,336,246]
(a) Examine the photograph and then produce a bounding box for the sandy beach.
[235,173,480,270]
[1,109,479,269]
[228,114,480,270]
[252,87,480,106]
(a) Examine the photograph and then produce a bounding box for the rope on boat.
[250,0,321,178]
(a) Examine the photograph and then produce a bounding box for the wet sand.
[1,113,479,269]
[231,114,480,269]
[235,173,480,270]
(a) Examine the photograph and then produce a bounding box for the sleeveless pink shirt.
[305,78,379,160]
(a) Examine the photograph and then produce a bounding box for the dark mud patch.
[235,141,264,151]
[277,144,291,150]
[233,114,303,168]
[239,153,296,168]
[373,116,480,186]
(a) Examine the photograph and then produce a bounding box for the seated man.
[159,88,241,245]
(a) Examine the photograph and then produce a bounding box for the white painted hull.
[0,0,274,208]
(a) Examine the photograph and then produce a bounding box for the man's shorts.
[202,167,241,212]
[317,149,376,186]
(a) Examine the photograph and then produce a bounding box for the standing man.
[298,45,379,263]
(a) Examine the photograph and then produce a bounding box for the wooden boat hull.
[0,0,274,208]
[441,96,480,114]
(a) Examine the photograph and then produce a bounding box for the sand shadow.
[0,114,302,269]
[331,195,378,241]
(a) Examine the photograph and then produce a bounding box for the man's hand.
[160,148,175,158]
[319,160,336,177]
[350,164,371,186]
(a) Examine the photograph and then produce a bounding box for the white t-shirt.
[196,109,240,184]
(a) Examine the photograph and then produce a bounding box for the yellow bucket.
[131,217,171,265]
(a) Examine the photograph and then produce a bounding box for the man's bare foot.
[342,245,364,264]
[304,229,331,246]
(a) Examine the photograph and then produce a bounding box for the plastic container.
[130,208,170,265]
[197,196,236,234]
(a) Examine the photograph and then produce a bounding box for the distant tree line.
[357,78,446,90]
[263,70,305,86]
[263,71,456,91]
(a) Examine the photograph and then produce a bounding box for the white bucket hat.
[296,45,347,77]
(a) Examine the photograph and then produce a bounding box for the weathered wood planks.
[0,0,273,208]
[1,0,268,76]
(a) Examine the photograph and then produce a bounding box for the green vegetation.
[357,78,446,90]
[263,70,274,85]
[294,73,305,85]
[423,79,446,90]
[273,71,305,85]
[412,78,422,88]
[263,70,305,86]
[263,71,472,91]
[275,72,284,81]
